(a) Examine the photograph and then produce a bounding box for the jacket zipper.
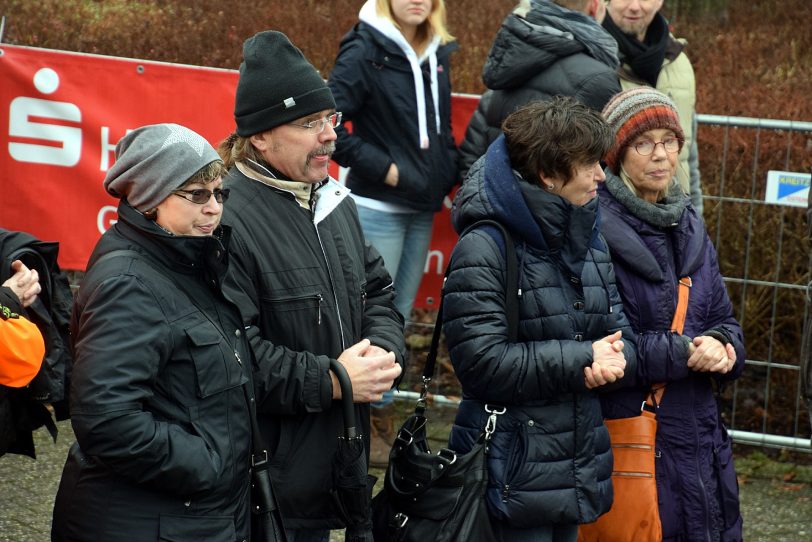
[691,386,713,541]
[271,292,324,325]
[313,224,346,351]
[501,422,526,503]
[611,444,655,477]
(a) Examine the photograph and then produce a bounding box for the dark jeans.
[284,529,330,542]
[492,521,578,542]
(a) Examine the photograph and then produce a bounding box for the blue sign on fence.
[765,170,811,207]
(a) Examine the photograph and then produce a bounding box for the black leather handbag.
[371,220,519,542]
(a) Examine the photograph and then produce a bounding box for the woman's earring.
[546,184,555,191]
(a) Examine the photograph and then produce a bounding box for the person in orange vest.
[1,259,46,456]
[1,259,44,387]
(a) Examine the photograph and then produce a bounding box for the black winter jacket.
[222,165,405,530]
[459,10,621,176]
[0,228,72,457]
[329,23,459,212]
[443,137,636,527]
[52,202,253,542]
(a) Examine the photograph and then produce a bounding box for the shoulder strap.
[670,276,692,335]
[645,276,692,414]
[421,219,519,383]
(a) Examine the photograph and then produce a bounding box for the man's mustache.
[309,142,336,159]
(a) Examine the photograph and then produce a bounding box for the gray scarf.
[527,0,620,69]
[604,170,688,228]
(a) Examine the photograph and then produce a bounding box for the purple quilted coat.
[597,173,745,542]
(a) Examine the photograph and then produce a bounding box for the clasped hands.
[585,330,626,389]
[687,336,736,374]
[333,339,402,402]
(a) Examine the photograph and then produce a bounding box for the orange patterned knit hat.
[602,87,685,172]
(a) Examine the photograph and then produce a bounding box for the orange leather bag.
[0,306,45,388]
[578,277,691,542]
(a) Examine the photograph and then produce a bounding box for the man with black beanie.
[219,31,405,542]
[603,0,703,213]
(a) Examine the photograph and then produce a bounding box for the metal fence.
[400,113,812,454]
[697,114,812,452]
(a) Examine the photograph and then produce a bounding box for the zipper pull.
[234,351,243,365]
[317,294,323,325]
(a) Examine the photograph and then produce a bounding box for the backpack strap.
[421,220,519,384]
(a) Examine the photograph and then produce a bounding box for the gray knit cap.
[104,123,221,211]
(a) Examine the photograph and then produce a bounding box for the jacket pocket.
[713,428,741,530]
[260,291,324,327]
[185,321,244,399]
[497,423,528,504]
[388,145,432,204]
[158,514,235,541]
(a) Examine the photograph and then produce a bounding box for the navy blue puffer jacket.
[442,137,637,528]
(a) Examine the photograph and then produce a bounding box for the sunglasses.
[173,187,230,204]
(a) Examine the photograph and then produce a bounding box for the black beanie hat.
[234,31,336,137]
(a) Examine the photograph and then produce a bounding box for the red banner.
[0,44,480,309]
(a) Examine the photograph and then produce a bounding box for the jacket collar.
[454,136,603,279]
[239,159,315,209]
[113,200,231,282]
[598,172,704,281]
[605,12,685,86]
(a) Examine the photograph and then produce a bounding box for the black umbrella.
[329,360,376,542]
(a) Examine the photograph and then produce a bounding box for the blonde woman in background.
[328,0,459,464]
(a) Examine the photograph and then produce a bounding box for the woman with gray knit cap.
[595,87,745,541]
[51,123,256,541]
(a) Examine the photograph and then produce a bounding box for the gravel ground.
[1,420,809,542]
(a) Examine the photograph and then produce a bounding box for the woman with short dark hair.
[442,97,637,542]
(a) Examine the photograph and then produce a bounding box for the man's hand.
[333,339,402,402]
[2,260,41,308]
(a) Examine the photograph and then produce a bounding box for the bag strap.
[416,220,518,413]
[645,276,692,414]
[670,277,692,335]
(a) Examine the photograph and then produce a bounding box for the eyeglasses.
[173,187,230,204]
[288,112,342,134]
[632,137,680,156]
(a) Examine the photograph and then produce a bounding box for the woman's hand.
[2,260,41,307]
[687,336,736,374]
[585,331,627,389]
[384,163,399,187]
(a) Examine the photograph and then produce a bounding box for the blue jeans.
[356,206,434,321]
